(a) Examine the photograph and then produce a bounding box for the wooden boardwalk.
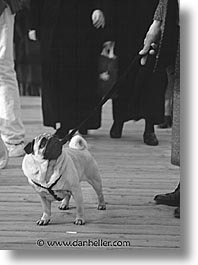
[0,97,180,250]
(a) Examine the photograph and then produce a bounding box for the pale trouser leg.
[0,7,25,145]
[0,134,8,169]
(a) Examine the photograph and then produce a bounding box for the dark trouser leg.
[144,119,155,133]
[110,99,124,138]
[143,119,159,146]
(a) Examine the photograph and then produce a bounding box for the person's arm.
[101,0,116,40]
[139,0,165,65]
[97,0,117,53]
[91,0,105,28]
[139,20,162,65]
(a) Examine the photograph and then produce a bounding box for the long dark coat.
[29,0,105,129]
[105,0,167,124]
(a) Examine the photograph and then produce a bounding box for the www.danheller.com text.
[36,239,131,248]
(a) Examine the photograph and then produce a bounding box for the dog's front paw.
[74,217,85,225]
[58,205,70,211]
[98,203,106,210]
[36,218,50,226]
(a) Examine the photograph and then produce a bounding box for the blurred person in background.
[106,0,167,146]
[14,0,41,96]
[0,0,25,158]
[139,0,180,218]
[29,0,106,138]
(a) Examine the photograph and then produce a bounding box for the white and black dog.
[22,133,106,226]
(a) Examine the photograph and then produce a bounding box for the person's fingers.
[93,11,100,23]
[94,16,105,28]
[93,17,100,26]
[93,11,105,28]
[140,55,148,65]
[139,42,151,55]
[94,20,104,28]
[151,42,157,49]
[139,32,157,55]
[149,49,156,55]
[93,21,101,28]
[140,49,156,65]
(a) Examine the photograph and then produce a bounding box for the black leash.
[60,53,143,145]
[31,53,147,184]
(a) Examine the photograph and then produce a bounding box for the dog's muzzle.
[24,134,63,160]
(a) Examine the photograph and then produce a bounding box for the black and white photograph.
[0,0,186,257]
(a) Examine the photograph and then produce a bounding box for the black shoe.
[174,207,180,218]
[157,116,172,129]
[143,132,159,146]
[110,121,124,138]
[79,128,88,135]
[154,185,180,206]
[54,127,69,139]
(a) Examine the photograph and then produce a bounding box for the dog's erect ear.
[43,136,62,160]
[24,139,35,154]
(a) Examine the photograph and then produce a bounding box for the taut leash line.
[60,53,143,146]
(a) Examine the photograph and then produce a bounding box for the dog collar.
[31,175,64,201]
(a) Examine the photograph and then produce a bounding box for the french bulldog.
[22,133,106,226]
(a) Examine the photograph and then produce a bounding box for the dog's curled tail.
[69,135,88,150]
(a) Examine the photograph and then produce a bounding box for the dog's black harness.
[31,175,70,201]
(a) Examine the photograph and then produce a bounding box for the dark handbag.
[97,42,118,99]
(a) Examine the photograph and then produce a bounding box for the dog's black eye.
[39,137,48,149]
[24,139,35,154]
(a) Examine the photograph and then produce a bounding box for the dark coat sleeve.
[29,0,44,38]
[92,0,104,10]
[100,0,116,42]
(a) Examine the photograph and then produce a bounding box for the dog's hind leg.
[87,172,106,210]
[72,186,85,225]
[58,193,71,210]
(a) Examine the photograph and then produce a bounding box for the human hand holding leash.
[92,10,105,28]
[139,20,161,65]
